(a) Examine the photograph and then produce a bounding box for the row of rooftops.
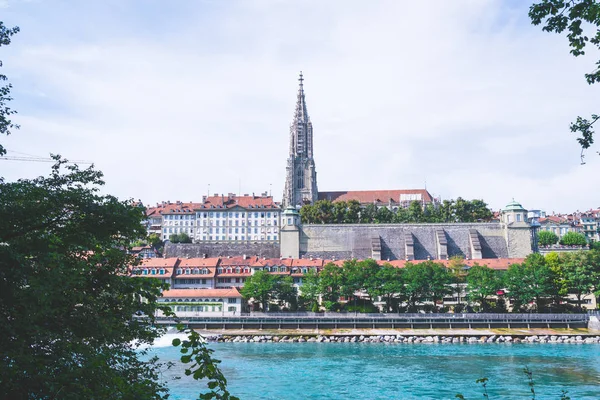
[131,256,526,278]
[146,195,280,217]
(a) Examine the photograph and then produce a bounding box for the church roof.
[318,189,434,204]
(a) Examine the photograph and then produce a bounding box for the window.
[202,279,207,284]
[176,268,182,274]
[159,269,165,275]
[228,298,237,304]
[516,214,522,222]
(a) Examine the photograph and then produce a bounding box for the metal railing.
[155,312,588,322]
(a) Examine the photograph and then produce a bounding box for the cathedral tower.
[282,72,318,208]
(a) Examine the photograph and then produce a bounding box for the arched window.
[226,268,232,274]
[159,269,165,275]
[193,268,199,274]
[151,269,157,275]
[185,268,191,275]
[218,299,223,302]
[235,267,240,273]
[217,268,223,273]
[176,268,182,275]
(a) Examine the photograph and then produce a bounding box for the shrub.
[538,230,559,246]
[559,232,587,246]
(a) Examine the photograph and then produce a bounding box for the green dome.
[503,199,526,212]
[283,206,299,215]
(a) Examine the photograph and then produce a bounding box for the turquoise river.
[149,338,600,399]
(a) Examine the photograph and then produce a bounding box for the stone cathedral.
[282,72,318,208]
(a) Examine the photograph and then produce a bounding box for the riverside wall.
[298,223,513,260]
[206,334,600,344]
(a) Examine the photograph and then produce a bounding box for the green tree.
[529,0,600,161]
[0,158,231,399]
[360,203,377,223]
[314,200,334,223]
[375,263,404,312]
[299,203,316,224]
[393,206,410,223]
[345,200,361,223]
[423,261,454,312]
[561,251,600,310]
[374,206,394,223]
[559,231,588,246]
[169,232,192,243]
[147,233,163,248]
[503,255,556,312]
[466,264,501,312]
[0,22,20,156]
[407,201,423,223]
[318,263,343,303]
[400,263,431,312]
[354,259,381,302]
[299,269,321,310]
[332,201,348,223]
[538,230,559,246]
[273,275,298,310]
[240,270,277,311]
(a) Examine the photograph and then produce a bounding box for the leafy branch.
[529,0,600,160]
[172,324,239,400]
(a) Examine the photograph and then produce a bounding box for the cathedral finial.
[298,71,304,87]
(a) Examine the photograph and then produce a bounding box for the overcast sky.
[1,0,599,213]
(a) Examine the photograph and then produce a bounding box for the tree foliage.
[0,159,171,398]
[299,198,492,224]
[0,22,20,156]
[538,230,560,246]
[559,231,588,246]
[169,232,192,243]
[503,254,557,311]
[529,0,600,161]
[466,264,502,312]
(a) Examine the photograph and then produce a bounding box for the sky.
[1,0,599,213]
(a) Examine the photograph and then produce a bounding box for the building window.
[516,214,521,222]
[228,298,237,304]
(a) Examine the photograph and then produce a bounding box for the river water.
[149,338,600,399]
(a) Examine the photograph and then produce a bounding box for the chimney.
[203,253,207,259]
[243,254,247,260]
[202,195,207,203]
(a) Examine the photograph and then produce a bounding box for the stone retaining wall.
[206,334,600,344]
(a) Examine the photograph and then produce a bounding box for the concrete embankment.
[203,333,600,344]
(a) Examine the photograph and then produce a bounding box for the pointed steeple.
[283,72,318,208]
[294,71,309,123]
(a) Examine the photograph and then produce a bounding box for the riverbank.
[205,333,600,344]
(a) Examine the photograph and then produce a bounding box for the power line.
[0,152,93,165]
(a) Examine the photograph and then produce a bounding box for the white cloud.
[2,0,599,212]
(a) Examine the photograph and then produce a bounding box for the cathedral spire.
[294,71,309,125]
[283,72,318,208]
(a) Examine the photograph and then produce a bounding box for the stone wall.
[299,223,510,261]
[165,242,280,259]
[505,225,533,258]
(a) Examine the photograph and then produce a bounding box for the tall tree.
[561,251,600,310]
[375,264,404,312]
[240,270,277,311]
[0,22,20,156]
[400,263,431,312]
[360,203,377,223]
[273,275,298,310]
[423,261,454,312]
[466,264,501,312]
[318,263,343,303]
[299,269,321,310]
[503,255,556,312]
[529,0,600,162]
[0,159,230,399]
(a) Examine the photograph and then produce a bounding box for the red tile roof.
[178,258,220,267]
[219,256,258,267]
[161,287,242,298]
[251,258,294,267]
[197,195,280,209]
[293,259,325,267]
[318,189,434,204]
[139,258,179,267]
